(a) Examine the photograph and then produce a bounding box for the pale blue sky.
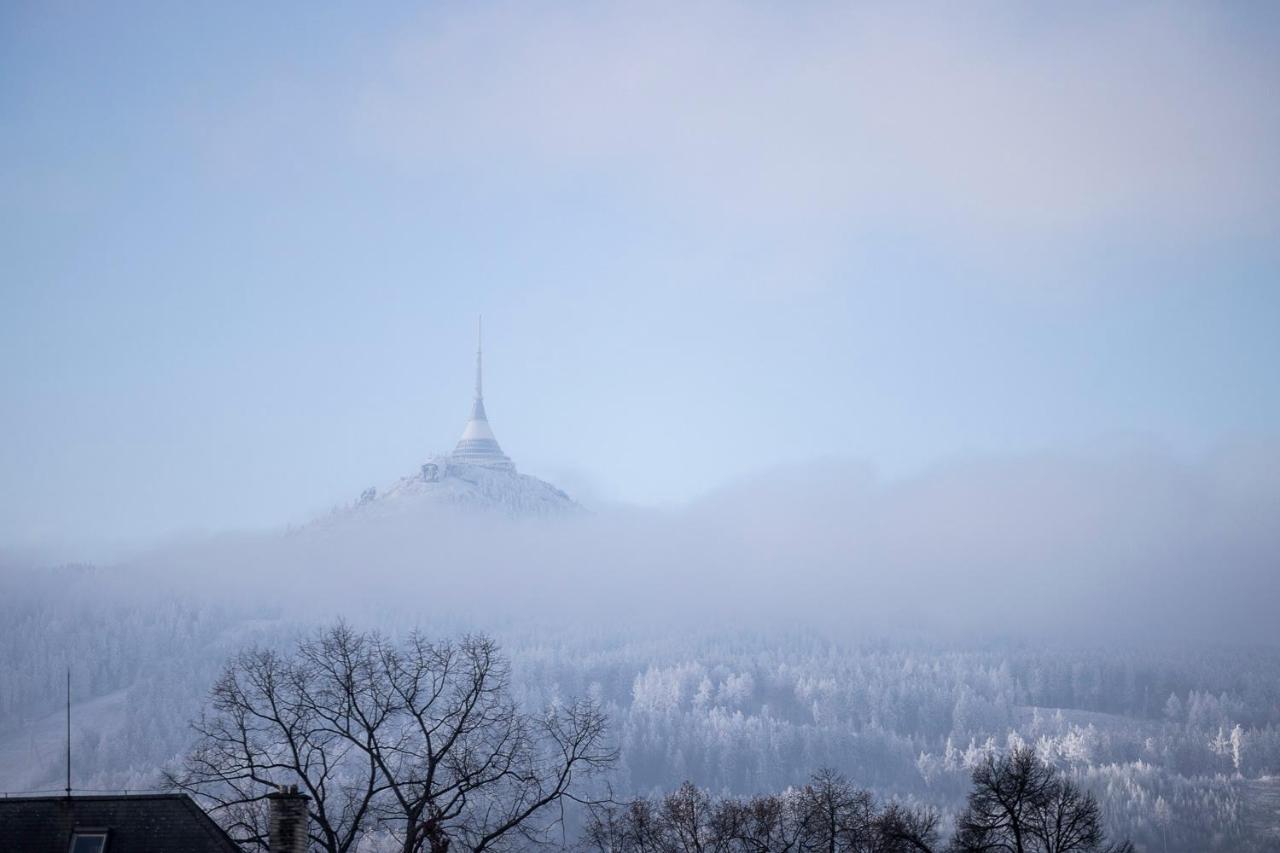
[2,1,1278,548]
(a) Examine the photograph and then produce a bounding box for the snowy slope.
[0,689,130,793]
[320,456,580,525]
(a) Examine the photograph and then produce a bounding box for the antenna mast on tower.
[476,315,484,400]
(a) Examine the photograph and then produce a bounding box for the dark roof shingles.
[0,794,241,853]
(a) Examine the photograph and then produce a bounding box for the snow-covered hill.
[320,456,581,525]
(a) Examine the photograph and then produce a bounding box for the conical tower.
[451,318,515,471]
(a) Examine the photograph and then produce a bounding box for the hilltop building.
[450,318,515,471]
[313,319,578,524]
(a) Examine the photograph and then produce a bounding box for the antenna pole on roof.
[65,668,71,797]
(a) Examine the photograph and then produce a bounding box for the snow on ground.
[313,457,581,527]
[0,688,129,794]
[1240,777,1280,847]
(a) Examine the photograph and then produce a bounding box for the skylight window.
[69,831,108,853]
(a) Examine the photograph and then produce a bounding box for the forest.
[1,560,1277,851]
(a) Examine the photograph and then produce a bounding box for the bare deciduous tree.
[874,802,942,853]
[582,770,938,853]
[170,624,615,853]
[949,746,1132,853]
[713,793,806,853]
[796,768,876,852]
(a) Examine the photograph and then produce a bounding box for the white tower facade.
[451,319,515,471]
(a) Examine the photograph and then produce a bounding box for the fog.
[4,3,1280,848]
[12,440,1269,646]
[3,444,1279,851]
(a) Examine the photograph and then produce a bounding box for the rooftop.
[0,793,240,853]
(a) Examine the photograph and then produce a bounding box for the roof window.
[69,830,109,853]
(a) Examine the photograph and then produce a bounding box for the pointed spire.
[453,315,514,472]
[475,315,483,401]
[470,315,488,422]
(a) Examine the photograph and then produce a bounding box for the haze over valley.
[3,3,1279,851]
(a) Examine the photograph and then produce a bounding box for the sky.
[2,1,1279,550]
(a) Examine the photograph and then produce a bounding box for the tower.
[451,318,515,471]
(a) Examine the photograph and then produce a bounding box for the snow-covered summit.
[312,321,579,526]
[336,456,580,522]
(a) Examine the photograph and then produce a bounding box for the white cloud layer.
[345,3,1278,256]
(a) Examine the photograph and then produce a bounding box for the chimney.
[268,785,309,853]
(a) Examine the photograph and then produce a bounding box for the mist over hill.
[26,440,1268,643]
[4,2,1279,849]
[2,442,1279,850]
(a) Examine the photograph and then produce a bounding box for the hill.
[320,456,581,524]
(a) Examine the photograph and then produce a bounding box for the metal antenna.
[475,315,484,400]
[65,668,71,796]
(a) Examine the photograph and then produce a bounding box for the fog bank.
[5,443,1266,646]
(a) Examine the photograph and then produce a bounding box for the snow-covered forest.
[2,551,1278,851]
[3,449,1279,850]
